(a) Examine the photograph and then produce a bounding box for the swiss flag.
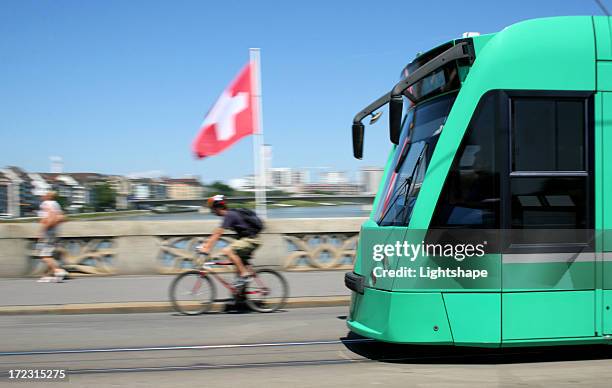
[192,63,256,158]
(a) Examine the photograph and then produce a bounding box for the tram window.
[431,93,500,228]
[512,99,585,172]
[557,101,585,170]
[510,177,587,229]
[509,95,591,240]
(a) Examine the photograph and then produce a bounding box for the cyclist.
[200,195,263,287]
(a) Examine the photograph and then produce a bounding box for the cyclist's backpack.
[235,208,264,236]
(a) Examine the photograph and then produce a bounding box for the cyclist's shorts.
[230,237,260,263]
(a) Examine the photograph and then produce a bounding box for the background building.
[319,171,348,185]
[267,168,310,193]
[0,172,13,216]
[229,176,254,191]
[360,167,384,194]
[28,173,53,197]
[50,156,63,174]
[2,167,37,217]
[165,178,205,199]
[130,178,153,200]
[107,175,130,209]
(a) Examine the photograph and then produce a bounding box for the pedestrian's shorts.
[229,237,261,263]
[36,237,58,258]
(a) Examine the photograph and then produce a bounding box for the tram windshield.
[374,92,457,226]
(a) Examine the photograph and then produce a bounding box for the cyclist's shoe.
[232,275,252,289]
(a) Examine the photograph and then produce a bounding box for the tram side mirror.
[352,123,364,159]
[389,96,402,145]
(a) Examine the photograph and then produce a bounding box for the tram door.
[602,92,612,335]
[501,92,596,340]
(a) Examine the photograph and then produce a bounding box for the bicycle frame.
[198,259,269,297]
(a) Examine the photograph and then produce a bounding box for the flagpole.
[250,48,267,219]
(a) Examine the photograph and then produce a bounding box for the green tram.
[345,16,612,347]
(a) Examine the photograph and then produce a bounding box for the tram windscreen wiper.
[379,142,430,225]
[397,143,429,224]
[378,176,413,225]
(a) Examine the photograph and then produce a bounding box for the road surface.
[1,307,612,387]
[0,272,348,307]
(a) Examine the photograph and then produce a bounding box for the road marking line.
[65,358,367,375]
[0,338,375,357]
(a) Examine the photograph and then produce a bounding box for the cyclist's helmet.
[207,194,226,209]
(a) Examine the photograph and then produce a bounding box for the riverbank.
[0,210,150,223]
[1,204,372,222]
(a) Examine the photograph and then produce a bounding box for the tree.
[92,183,116,211]
[56,195,70,210]
[208,181,235,197]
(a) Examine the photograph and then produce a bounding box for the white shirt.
[38,200,62,219]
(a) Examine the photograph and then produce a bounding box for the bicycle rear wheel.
[169,270,216,315]
[244,269,288,313]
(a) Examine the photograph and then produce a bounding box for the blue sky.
[0,0,605,183]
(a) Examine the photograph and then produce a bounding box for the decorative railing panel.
[29,238,115,276]
[284,233,357,270]
[157,235,237,274]
[0,218,367,276]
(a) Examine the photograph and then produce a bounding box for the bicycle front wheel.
[244,269,288,313]
[169,271,216,315]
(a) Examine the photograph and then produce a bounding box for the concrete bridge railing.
[0,218,366,277]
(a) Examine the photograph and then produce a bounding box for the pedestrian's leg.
[42,256,58,273]
[42,255,66,281]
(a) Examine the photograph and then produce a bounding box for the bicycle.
[169,253,289,315]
